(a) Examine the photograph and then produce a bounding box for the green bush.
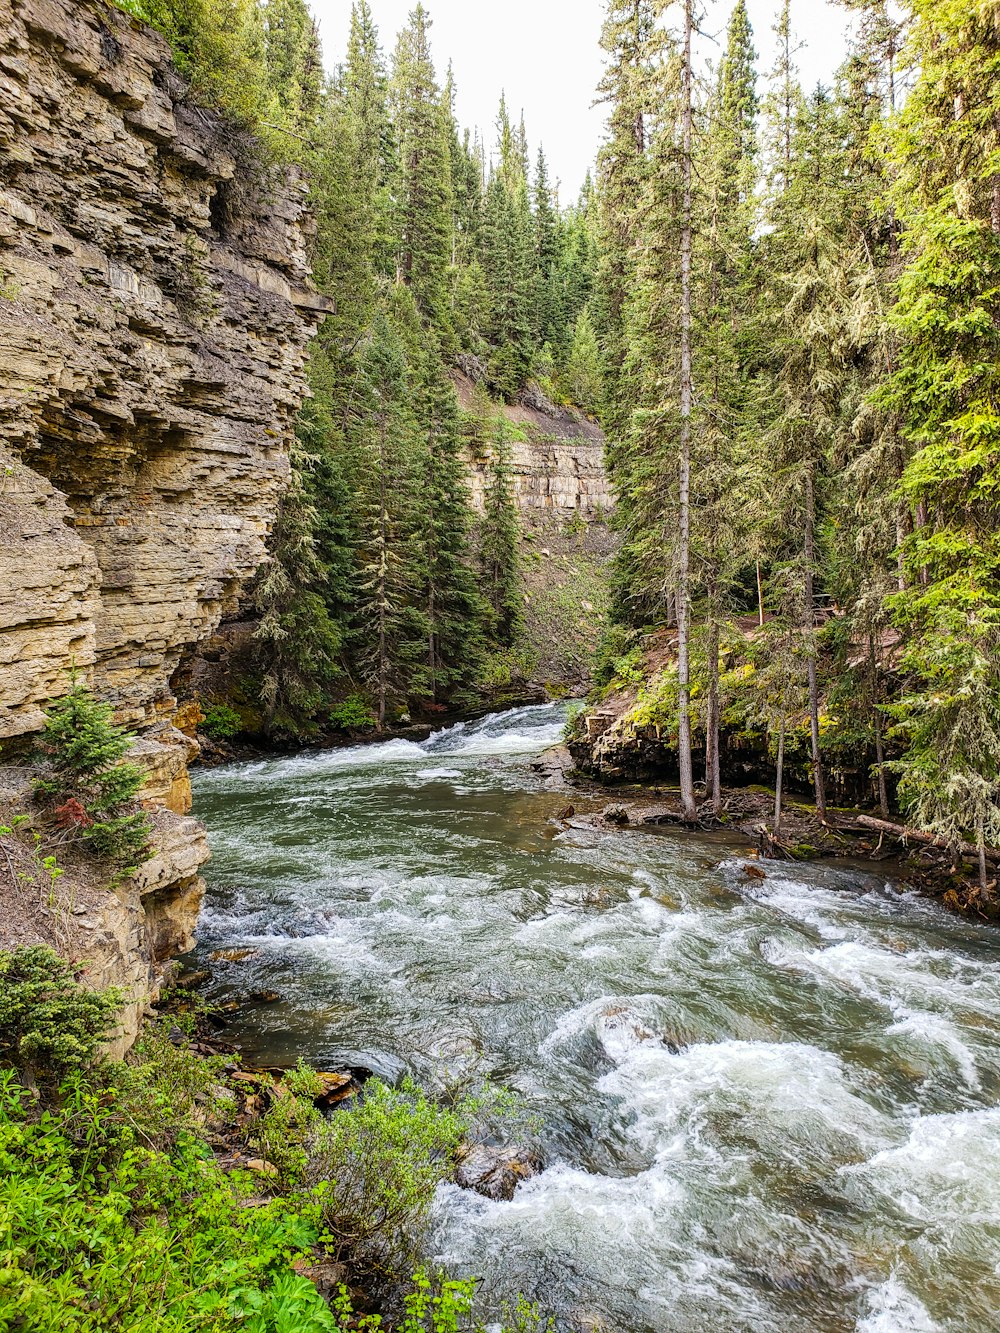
[0,947,122,1089]
[328,694,378,733]
[201,701,244,741]
[34,684,152,868]
[477,648,538,693]
[591,625,643,692]
[307,1079,466,1281]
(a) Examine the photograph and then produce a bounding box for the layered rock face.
[0,0,326,1033]
[455,372,613,519]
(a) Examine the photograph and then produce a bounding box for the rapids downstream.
[191,704,1000,1333]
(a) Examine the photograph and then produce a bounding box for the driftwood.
[855,815,1000,865]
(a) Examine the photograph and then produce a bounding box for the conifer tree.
[481,97,537,398]
[479,420,525,647]
[697,0,760,814]
[392,5,455,342]
[353,314,429,727]
[881,0,1000,886]
[595,0,661,439]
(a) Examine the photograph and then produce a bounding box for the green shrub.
[34,684,152,868]
[592,626,643,693]
[0,947,122,1088]
[308,1079,466,1281]
[201,701,244,741]
[328,693,378,732]
[477,648,538,693]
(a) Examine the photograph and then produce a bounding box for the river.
[190,703,1000,1333]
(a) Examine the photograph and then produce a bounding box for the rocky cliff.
[0,0,327,1043]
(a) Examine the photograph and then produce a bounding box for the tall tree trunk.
[756,561,765,627]
[869,636,890,818]
[804,466,826,819]
[676,0,697,823]
[774,711,786,837]
[706,594,722,816]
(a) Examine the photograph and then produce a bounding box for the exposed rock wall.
[453,373,614,519]
[0,0,327,1034]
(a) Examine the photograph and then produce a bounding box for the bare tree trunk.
[706,603,722,816]
[869,635,890,818]
[774,712,786,837]
[804,467,826,819]
[756,561,765,628]
[676,0,697,824]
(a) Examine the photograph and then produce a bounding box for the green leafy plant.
[201,701,244,741]
[328,694,378,732]
[308,1079,466,1282]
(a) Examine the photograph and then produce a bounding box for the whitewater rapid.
[191,704,1000,1332]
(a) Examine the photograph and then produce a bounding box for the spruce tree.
[353,313,429,728]
[479,419,525,647]
[881,0,1000,886]
[392,5,455,342]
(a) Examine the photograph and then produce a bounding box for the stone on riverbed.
[454,1144,542,1201]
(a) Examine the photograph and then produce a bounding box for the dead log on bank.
[855,815,1000,866]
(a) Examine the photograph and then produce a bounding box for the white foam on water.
[601,1038,893,1161]
[847,1109,1000,1225]
[856,1277,941,1332]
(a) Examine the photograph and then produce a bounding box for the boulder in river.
[454,1144,542,1201]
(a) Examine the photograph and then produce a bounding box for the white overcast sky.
[309,1,852,201]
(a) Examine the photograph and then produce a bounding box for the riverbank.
[536,743,998,921]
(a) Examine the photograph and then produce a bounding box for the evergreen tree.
[481,97,537,397]
[479,420,525,646]
[353,314,429,727]
[262,0,323,133]
[412,338,488,701]
[392,5,455,341]
[881,0,1000,886]
[595,0,662,439]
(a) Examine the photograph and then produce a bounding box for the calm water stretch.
[191,704,1000,1333]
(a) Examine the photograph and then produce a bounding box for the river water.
[191,704,1000,1333]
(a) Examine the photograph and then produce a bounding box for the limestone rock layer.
[0,0,327,1031]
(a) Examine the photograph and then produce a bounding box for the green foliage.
[308,1078,465,1280]
[0,948,121,1087]
[479,422,525,648]
[34,685,151,867]
[592,625,643,692]
[328,693,378,732]
[0,1067,332,1333]
[201,701,244,741]
[477,647,538,694]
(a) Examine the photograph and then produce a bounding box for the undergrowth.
[0,947,552,1332]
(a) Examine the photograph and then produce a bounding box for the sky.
[309,0,852,202]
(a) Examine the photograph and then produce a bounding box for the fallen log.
[855,815,1000,865]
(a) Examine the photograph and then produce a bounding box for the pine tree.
[262,0,323,133]
[392,5,455,341]
[696,0,760,814]
[532,146,563,354]
[481,97,537,398]
[353,313,429,727]
[880,0,1000,887]
[595,0,662,439]
[411,337,487,701]
[479,419,525,647]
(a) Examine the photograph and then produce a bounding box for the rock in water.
[454,1145,542,1201]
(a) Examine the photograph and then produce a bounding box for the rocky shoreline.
[533,745,999,921]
